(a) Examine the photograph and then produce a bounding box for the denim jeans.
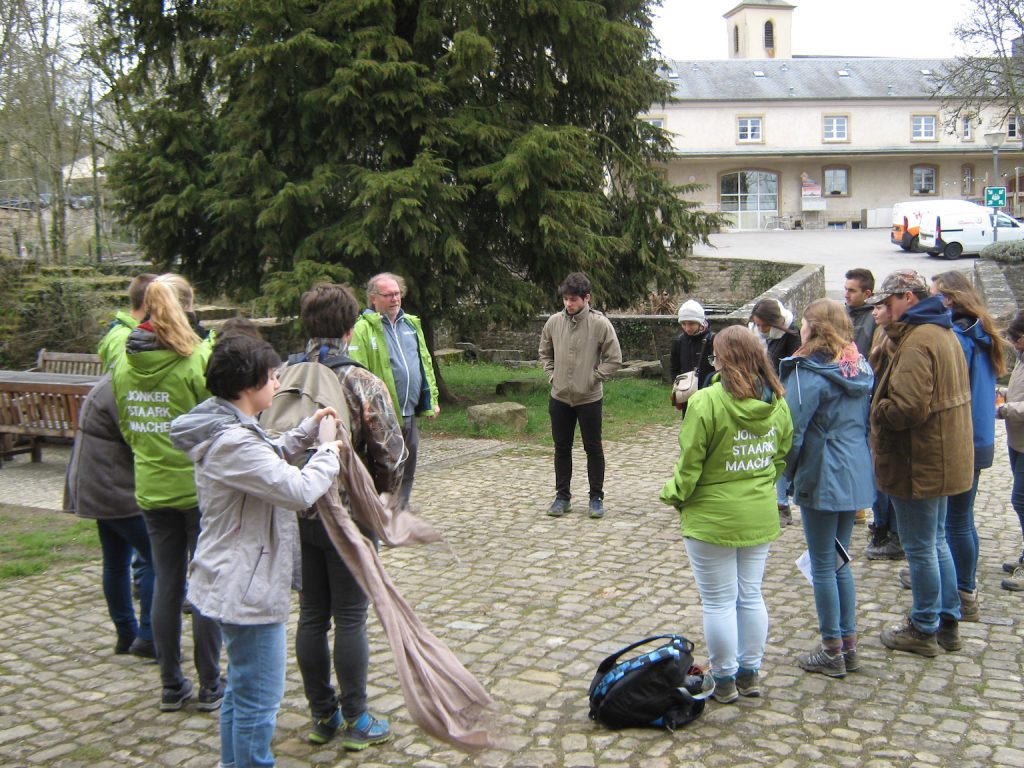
[776,477,788,507]
[871,490,897,533]
[890,496,961,632]
[683,538,771,678]
[142,507,223,691]
[945,469,981,592]
[1010,447,1024,540]
[97,516,154,643]
[219,622,286,768]
[800,507,857,640]
[398,415,419,508]
[295,516,372,721]
[549,397,604,501]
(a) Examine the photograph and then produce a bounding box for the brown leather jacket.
[870,306,973,499]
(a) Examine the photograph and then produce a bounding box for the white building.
[651,0,1024,230]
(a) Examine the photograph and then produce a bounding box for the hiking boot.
[1003,565,1024,592]
[588,499,605,519]
[1002,550,1024,573]
[547,498,571,517]
[880,619,940,657]
[843,647,861,672]
[160,679,194,712]
[128,637,156,660]
[937,616,962,652]
[797,646,846,678]
[736,669,760,697]
[778,504,792,528]
[711,676,738,704]
[308,709,342,745]
[866,527,904,561]
[340,712,392,751]
[958,589,980,622]
[898,568,912,590]
[854,508,867,524]
[197,677,226,712]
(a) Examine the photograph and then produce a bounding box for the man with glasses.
[866,269,972,657]
[349,273,439,508]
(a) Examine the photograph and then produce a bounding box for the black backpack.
[588,635,711,731]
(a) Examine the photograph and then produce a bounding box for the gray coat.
[63,374,141,520]
[170,398,340,625]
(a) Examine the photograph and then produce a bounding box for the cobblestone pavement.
[2,424,1024,768]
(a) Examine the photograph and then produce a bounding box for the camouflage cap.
[864,269,928,305]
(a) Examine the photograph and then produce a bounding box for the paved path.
[2,427,1024,768]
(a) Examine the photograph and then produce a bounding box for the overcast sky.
[651,0,974,61]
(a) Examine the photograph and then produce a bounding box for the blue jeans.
[219,623,286,768]
[683,538,771,678]
[776,477,788,506]
[945,469,981,592]
[97,516,154,642]
[871,490,897,533]
[1010,447,1024,540]
[800,508,857,640]
[890,496,961,632]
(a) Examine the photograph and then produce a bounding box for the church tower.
[724,0,795,59]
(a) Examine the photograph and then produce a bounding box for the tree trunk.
[420,314,456,406]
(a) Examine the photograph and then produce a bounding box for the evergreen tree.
[96,0,720,358]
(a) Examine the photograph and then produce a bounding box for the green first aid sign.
[986,186,1007,207]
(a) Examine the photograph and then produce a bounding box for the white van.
[917,200,1024,259]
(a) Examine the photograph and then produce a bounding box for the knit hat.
[677,300,706,324]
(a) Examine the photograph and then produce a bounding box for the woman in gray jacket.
[171,333,343,768]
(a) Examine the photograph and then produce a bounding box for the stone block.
[610,366,642,379]
[466,402,528,432]
[479,348,523,363]
[432,348,464,365]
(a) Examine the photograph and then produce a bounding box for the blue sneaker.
[341,712,391,751]
[307,709,341,745]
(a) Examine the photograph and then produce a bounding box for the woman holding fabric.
[780,299,874,678]
[660,325,793,704]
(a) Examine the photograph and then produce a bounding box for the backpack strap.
[289,347,367,372]
[595,635,692,676]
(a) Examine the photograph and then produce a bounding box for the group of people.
[66,273,442,767]
[660,265,1024,703]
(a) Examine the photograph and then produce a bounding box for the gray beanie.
[677,299,706,324]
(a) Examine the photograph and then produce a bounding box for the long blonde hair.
[931,271,1008,377]
[144,274,200,357]
[715,325,785,400]
[796,299,853,361]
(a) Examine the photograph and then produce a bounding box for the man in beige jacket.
[538,272,622,519]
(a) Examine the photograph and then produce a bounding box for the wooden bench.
[34,349,105,376]
[0,374,97,464]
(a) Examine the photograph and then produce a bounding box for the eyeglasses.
[375,291,402,300]
[708,354,717,365]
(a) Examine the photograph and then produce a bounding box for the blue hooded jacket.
[780,349,876,511]
[952,313,996,470]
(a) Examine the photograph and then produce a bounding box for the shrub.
[981,240,1024,263]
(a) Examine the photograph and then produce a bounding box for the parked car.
[68,195,94,210]
[918,200,1024,259]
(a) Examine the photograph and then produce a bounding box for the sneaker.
[308,709,342,745]
[898,567,912,590]
[115,634,135,655]
[865,528,905,561]
[340,712,392,751]
[128,637,156,660]
[797,646,846,678]
[854,508,867,524]
[711,676,738,704]
[1003,565,1024,591]
[547,498,571,517]
[160,679,194,712]
[880,619,940,657]
[937,616,962,652]
[778,504,792,528]
[843,647,861,672]
[958,589,980,622]
[588,499,604,519]
[736,669,760,697]
[196,677,226,712]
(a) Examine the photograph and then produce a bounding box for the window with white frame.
[911,115,937,141]
[962,117,974,141]
[1009,117,1020,139]
[824,166,849,195]
[738,116,763,142]
[823,115,848,142]
[912,165,937,194]
[961,164,975,196]
[643,117,664,129]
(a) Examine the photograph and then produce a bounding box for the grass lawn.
[0,503,100,582]
[421,361,680,443]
